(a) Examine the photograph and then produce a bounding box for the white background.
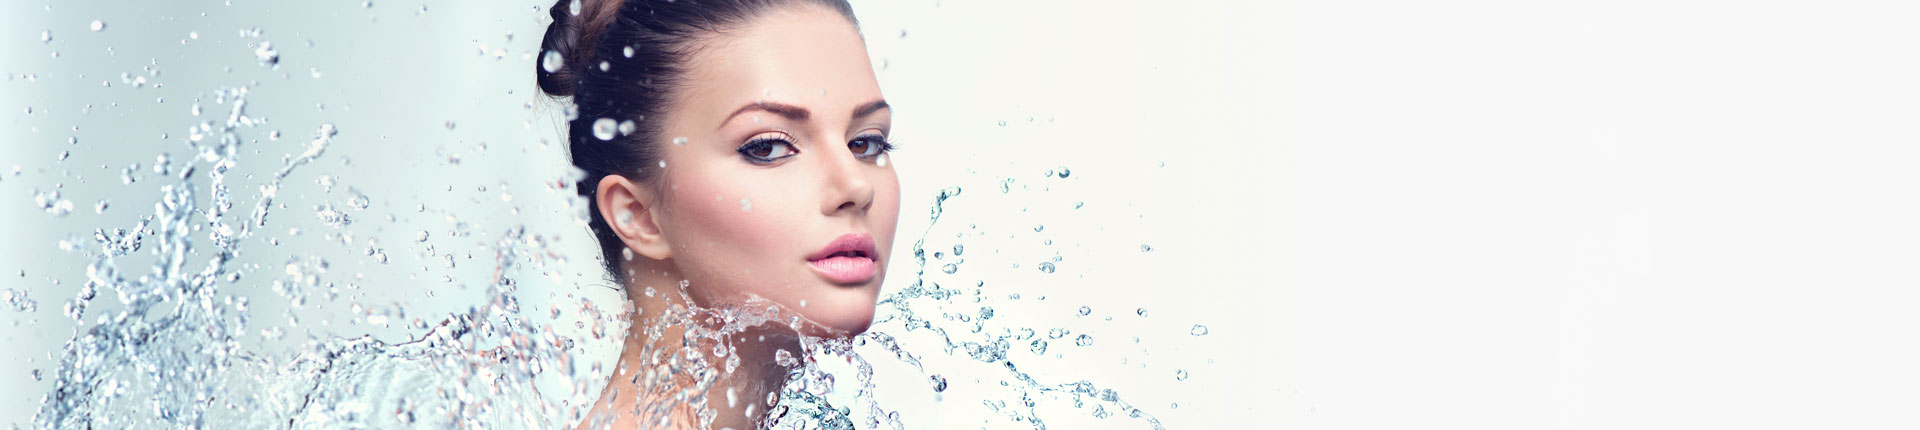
[6,0,1920,428]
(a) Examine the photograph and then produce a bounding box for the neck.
[579,267,801,430]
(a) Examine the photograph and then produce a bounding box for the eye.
[737,135,798,164]
[848,134,894,159]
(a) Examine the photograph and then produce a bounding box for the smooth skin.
[580,4,899,429]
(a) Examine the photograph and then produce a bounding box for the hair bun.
[536,0,627,97]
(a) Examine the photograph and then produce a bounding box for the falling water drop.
[541,50,564,73]
[254,42,278,66]
[591,118,617,141]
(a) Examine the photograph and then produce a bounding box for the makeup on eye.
[737,133,799,164]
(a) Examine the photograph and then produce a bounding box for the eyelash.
[735,134,899,164]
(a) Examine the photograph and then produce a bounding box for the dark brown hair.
[536,0,858,281]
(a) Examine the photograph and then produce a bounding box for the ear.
[596,174,673,261]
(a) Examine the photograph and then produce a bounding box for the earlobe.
[596,175,673,261]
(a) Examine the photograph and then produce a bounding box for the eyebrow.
[720,99,891,128]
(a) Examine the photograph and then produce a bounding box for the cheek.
[663,171,804,293]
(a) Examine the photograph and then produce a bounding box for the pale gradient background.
[5,0,1919,429]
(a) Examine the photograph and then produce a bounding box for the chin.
[800,300,877,338]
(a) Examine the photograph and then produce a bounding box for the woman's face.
[639,5,897,335]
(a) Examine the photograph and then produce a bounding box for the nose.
[821,142,875,215]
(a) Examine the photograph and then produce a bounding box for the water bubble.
[1190,324,1209,336]
[1077,306,1091,317]
[591,118,618,141]
[1075,334,1094,347]
[89,20,105,32]
[940,263,957,274]
[254,41,278,66]
[929,375,947,393]
[1029,339,1048,355]
[541,50,564,73]
[1037,262,1056,273]
[952,244,964,256]
[1175,370,1190,381]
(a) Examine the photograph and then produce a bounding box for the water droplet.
[618,119,636,136]
[1078,306,1091,317]
[1075,334,1093,347]
[940,263,957,274]
[591,118,617,141]
[739,197,751,212]
[996,120,1006,127]
[1136,308,1148,317]
[416,230,429,242]
[1055,166,1071,178]
[622,45,634,58]
[1140,244,1154,252]
[568,0,582,15]
[93,200,109,214]
[1033,224,1045,232]
[929,375,947,393]
[541,50,564,73]
[1029,339,1048,355]
[671,136,687,146]
[40,30,51,43]
[1190,324,1209,336]
[89,20,105,32]
[1037,262,1056,273]
[1175,369,1190,381]
[254,41,278,66]
[952,244,964,256]
[444,121,456,130]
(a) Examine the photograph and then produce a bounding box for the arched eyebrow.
[719,99,890,128]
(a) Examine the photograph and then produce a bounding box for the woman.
[535,0,900,428]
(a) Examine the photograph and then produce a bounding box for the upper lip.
[807,233,878,262]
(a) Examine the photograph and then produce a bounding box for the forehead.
[675,6,880,120]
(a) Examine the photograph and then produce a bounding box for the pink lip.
[807,233,878,285]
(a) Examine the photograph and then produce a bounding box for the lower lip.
[808,256,877,285]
